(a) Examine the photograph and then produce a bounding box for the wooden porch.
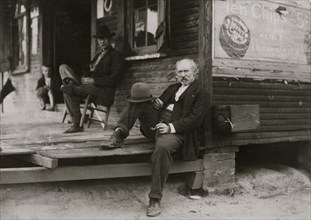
[0,110,203,187]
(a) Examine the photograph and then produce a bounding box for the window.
[30,6,39,55]
[13,0,29,73]
[128,0,169,55]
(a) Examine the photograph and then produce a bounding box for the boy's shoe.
[46,106,55,111]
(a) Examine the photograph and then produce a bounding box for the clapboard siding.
[169,0,199,56]
[109,0,200,124]
[212,77,311,146]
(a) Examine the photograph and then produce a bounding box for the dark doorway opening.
[52,0,91,104]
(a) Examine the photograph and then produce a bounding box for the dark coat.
[159,80,209,160]
[82,46,125,106]
[36,76,46,90]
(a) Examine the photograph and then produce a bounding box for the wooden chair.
[61,95,111,130]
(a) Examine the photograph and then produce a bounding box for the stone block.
[203,167,235,187]
[203,159,235,170]
[204,152,235,161]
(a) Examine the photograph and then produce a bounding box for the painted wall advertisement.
[214,0,311,65]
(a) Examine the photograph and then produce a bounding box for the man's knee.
[155,134,182,152]
[154,142,170,155]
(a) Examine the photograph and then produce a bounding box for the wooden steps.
[0,160,203,184]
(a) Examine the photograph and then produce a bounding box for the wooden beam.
[0,159,203,184]
[0,149,35,156]
[185,171,204,190]
[199,0,213,148]
[18,154,58,169]
[116,0,125,52]
[37,143,155,159]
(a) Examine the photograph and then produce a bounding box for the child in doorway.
[36,65,55,111]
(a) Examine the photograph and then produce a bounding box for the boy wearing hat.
[59,25,125,133]
[100,59,209,217]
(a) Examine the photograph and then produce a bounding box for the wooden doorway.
[52,0,91,103]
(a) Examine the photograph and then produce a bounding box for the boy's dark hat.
[126,82,154,103]
[93,25,115,39]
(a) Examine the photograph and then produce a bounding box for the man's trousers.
[115,101,184,200]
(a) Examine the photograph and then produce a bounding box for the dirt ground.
[0,163,310,220]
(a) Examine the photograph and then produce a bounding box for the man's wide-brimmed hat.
[126,82,154,103]
[93,25,115,39]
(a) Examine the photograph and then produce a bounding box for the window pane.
[146,3,157,46]
[132,0,158,48]
[17,16,28,69]
[15,0,27,17]
[134,9,146,47]
[31,17,38,55]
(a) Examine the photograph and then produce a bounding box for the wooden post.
[90,0,97,57]
[199,0,213,148]
[116,0,125,52]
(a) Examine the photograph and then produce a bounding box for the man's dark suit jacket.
[158,80,209,160]
[82,46,125,107]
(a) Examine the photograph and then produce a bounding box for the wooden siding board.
[212,59,311,82]
[213,94,311,102]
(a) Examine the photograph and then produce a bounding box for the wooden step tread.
[37,142,155,159]
[0,148,35,156]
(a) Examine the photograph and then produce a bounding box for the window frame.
[127,0,167,56]
[12,0,30,74]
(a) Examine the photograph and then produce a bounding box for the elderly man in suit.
[59,25,125,133]
[100,58,209,217]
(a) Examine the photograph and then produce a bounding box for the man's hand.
[155,122,170,134]
[81,77,95,85]
[153,98,163,109]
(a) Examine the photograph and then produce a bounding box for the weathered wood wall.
[212,78,311,146]
[211,0,311,147]
[108,0,200,124]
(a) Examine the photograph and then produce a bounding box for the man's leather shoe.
[63,124,84,133]
[146,199,161,217]
[100,129,125,150]
[60,85,75,95]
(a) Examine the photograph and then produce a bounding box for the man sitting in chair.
[59,25,125,133]
[100,59,209,217]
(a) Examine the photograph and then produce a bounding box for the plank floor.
[0,111,154,164]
